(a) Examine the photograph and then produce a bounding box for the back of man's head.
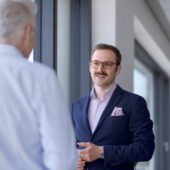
[0,0,37,43]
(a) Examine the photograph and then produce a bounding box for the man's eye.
[104,62,112,67]
[93,61,99,66]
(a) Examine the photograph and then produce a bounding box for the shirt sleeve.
[34,70,77,170]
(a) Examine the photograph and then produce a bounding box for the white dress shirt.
[0,44,77,170]
[88,84,117,133]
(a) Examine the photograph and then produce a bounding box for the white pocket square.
[111,107,124,116]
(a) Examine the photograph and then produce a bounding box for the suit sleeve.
[70,104,78,145]
[103,96,155,165]
[70,104,75,129]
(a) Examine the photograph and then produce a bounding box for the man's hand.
[78,142,103,162]
[77,158,85,170]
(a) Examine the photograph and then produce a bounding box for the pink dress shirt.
[88,84,117,133]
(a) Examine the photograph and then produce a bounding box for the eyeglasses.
[90,60,117,70]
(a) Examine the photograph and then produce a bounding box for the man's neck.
[94,83,115,100]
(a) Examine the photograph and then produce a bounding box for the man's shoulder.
[117,85,146,103]
[28,61,54,74]
[23,60,56,79]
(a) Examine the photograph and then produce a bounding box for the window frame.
[34,0,57,69]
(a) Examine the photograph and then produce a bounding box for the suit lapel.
[81,95,92,137]
[92,85,123,136]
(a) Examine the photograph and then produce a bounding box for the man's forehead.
[92,49,116,60]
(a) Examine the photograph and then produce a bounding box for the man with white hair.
[0,0,77,170]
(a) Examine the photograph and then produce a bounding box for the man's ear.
[24,24,32,40]
[116,65,121,76]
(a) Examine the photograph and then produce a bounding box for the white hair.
[0,0,37,42]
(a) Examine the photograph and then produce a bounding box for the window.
[32,0,56,68]
[28,50,34,62]
[134,59,154,170]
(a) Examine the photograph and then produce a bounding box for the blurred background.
[30,0,170,169]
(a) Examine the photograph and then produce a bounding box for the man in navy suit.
[71,43,155,170]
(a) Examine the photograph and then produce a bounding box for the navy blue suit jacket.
[71,85,155,170]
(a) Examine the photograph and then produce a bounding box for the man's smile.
[95,72,108,78]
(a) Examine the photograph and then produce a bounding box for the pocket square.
[111,107,124,116]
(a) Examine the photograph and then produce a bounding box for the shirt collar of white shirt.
[0,44,23,59]
[90,84,117,101]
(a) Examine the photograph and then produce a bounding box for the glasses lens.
[103,61,113,69]
[91,60,100,68]
[90,60,116,69]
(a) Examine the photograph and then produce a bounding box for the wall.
[91,0,170,92]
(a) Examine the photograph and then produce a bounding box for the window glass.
[28,50,34,62]
[134,59,154,170]
[134,68,148,101]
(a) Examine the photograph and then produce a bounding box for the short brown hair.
[91,43,122,65]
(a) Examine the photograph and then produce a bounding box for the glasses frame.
[89,60,117,70]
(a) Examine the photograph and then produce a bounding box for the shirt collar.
[0,44,24,59]
[90,84,117,101]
